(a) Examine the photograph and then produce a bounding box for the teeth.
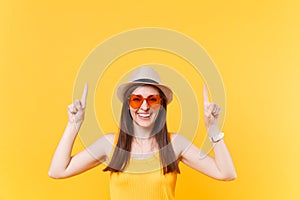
[138,113,150,117]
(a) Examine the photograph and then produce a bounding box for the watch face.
[210,132,224,143]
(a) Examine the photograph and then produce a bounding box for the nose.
[140,99,150,110]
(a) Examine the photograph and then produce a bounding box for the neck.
[133,122,154,139]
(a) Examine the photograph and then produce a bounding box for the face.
[129,85,162,128]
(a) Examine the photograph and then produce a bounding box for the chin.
[135,120,154,128]
[134,115,157,128]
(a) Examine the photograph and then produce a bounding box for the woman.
[48,66,236,199]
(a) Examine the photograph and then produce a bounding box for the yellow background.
[1,0,299,199]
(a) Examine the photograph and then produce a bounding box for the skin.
[129,86,161,137]
[129,86,161,156]
[48,84,236,181]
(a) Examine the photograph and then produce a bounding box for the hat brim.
[117,82,173,104]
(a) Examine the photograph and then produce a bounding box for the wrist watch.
[209,132,224,143]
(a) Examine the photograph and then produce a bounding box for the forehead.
[132,85,160,96]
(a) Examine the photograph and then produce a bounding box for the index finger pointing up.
[203,85,209,105]
[81,83,88,108]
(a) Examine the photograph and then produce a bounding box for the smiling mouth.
[137,113,152,118]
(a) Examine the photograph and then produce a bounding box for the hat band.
[133,78,159,84]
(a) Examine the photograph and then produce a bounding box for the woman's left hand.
[203,85,221,136]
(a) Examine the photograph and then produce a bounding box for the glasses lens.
[147,95,161,107]
[129,95,143,109]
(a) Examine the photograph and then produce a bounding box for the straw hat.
[117,66,173,104]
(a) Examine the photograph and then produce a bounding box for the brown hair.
[103,84,180,174]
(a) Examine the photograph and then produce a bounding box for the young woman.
[48,66,236,199]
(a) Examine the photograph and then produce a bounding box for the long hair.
[103,84,180,174]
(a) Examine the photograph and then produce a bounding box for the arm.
[48,123,112,179]
[173,85,236,181]
[174,134,236,181]
[48,83,112,179]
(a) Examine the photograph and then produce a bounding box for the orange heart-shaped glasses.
[129,94,162,109]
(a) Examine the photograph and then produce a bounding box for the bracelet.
[209,132,224,143]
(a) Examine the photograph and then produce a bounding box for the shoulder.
[87,133,116,158]
[170,133,191,144]
[103,133,115,144]
[91,133,115,145]
[170,133,182,140]
[170,133,192,158]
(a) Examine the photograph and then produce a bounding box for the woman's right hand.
[67,83,88,126]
